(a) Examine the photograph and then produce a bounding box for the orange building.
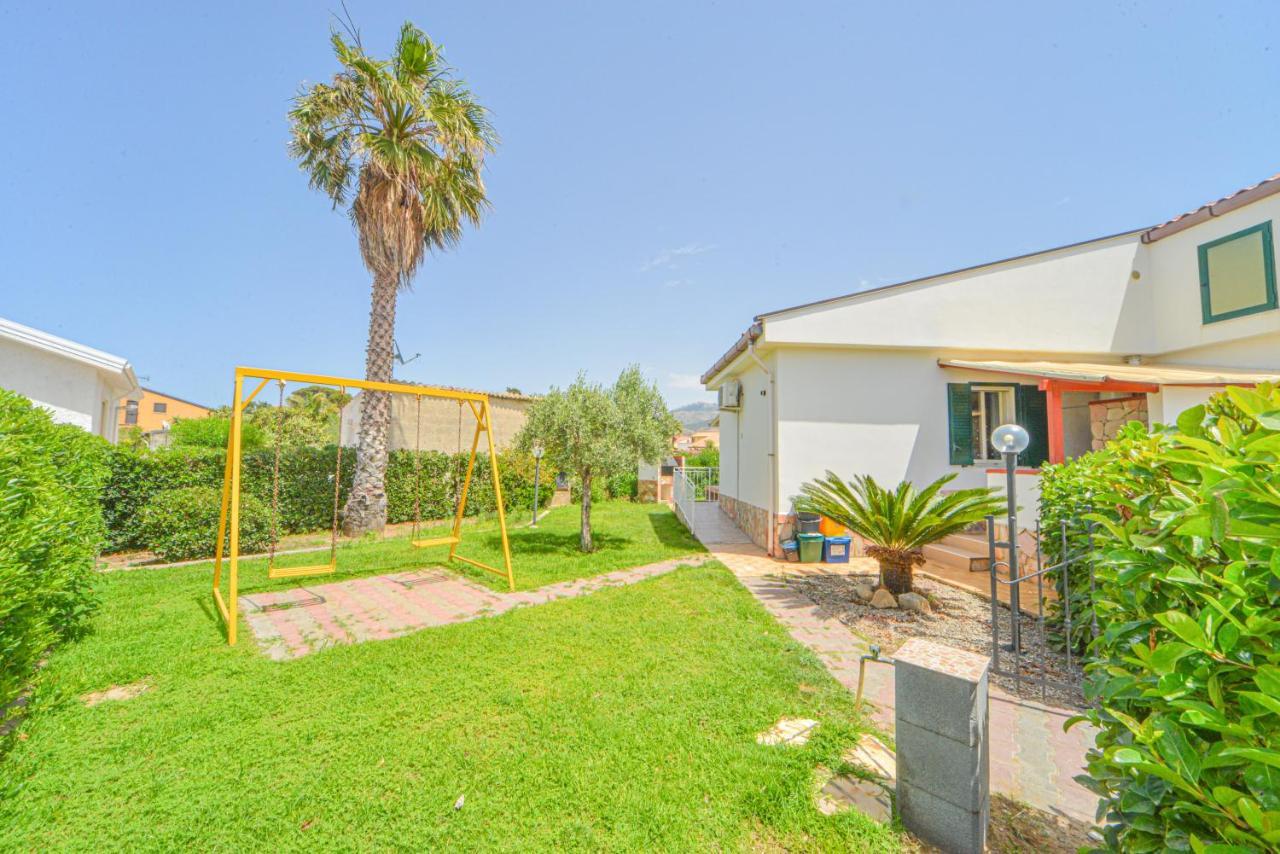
[119,387,210,434]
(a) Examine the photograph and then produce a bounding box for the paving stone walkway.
[703,537,1099,826]
[241,554,711,660]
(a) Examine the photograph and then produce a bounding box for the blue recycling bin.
[823,535,852,563]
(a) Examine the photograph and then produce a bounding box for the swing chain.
[330,387,345,561]
[267,380,286,566]
[412,395,423,540]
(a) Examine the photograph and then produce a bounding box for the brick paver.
[699,520,1098,826]
[240,554,710,660]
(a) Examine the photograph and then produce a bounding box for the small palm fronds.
[795,472,1004,561]
[288,22,497,287]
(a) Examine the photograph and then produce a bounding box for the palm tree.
[796,473,1003,595]
[289,22,496,534]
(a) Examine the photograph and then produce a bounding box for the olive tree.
[516,367,678,552]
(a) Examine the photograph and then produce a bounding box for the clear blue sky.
[3,1,1278,408]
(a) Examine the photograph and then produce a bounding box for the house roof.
[700,170,1280,386]
[937,358,1280,387]
[0,315,138,393]
[140,387,211,410]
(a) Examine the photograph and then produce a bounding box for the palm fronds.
[796,472,1004,557]
[288,22,497,287]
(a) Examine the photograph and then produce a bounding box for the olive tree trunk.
[579,468,594,552]
[343,271,398,536]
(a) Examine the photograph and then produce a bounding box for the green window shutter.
[1015,385,1049,467]
[947,383,973,466]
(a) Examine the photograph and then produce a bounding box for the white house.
[702,173,1280,554]
[0,316,139,442]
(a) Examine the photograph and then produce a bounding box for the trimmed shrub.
[1,390,109,740]
[169,415,265,451]
[605,470,638,500]
[1068,384,1280,851]
[104,444,555,553]
[139,487,272,562]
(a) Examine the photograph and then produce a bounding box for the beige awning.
[937,359,1280,387]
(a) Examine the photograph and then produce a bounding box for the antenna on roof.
[394,340,421,367]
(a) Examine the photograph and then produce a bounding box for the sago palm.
[796,472,1003,595]
[289,22,496,534]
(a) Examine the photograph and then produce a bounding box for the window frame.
[124,401,138,426]
[1197,220,1278,324]
[970,383,1017,464]
[153,402,167,413]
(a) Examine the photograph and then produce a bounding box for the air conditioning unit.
[718,380,741,410]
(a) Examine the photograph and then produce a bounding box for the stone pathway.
[704,539,1099,825]
[240,554,710,660]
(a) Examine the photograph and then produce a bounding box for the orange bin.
[819,516,847,537]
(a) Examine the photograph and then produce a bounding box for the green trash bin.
[797,532,825,563]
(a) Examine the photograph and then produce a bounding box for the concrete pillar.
[893,638,990,853]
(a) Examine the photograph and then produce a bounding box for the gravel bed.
[785,570,1087,709]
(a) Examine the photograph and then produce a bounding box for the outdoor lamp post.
[531,444,544,528]
[991,424,1029,650]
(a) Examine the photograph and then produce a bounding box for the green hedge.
[1068,385,1280,851]
[1,390,109,741]
[103,445,556,553]
[140,487,272,562]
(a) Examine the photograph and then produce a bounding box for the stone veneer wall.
[719,494,790,556]
[1088,395,1148,451]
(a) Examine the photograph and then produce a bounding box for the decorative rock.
[852,583,875,603]
[869,588,898,609]
[898,592,933,614]
[756,717,818,746]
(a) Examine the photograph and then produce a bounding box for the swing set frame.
[212,366,515,645]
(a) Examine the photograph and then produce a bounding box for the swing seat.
[268,560,337,579]
[411,535,461,548]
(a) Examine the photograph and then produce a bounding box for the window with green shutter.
[947,382,1049,468]
[1198,221,1277,324]
[947,383,973,465]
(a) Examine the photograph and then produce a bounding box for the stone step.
[921,541,987,572]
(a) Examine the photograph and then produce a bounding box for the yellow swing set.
[211,366,515,645]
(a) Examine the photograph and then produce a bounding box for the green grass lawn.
[224,501,704,595]
[1,504,901,851]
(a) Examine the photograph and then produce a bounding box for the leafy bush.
[101,444,226,550]
[606,471,638,500]
[1039,422,1162,653]
[1069,384,1280,851]
[169,415,265,451]
[104,444,554,553]
[1,390,109,740]
[139,487,272,562]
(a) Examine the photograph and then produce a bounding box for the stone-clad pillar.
[893,638,990,853]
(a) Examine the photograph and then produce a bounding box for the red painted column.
[1043,380,1066,464]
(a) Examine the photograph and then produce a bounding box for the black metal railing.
[985,513,1096,703]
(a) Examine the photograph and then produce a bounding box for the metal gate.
[985,513,1096,702]
[672,465,718,537]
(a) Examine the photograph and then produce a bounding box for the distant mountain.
[670,401,718,432]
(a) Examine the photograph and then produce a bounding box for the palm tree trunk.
[878,554,916,596]
[580,468,594,552]
[343,271,398,535]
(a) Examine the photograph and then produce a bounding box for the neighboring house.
[119,387,211,435]
[702,173,1280,554]
[340,386,536,452]
[0,315,138,442]
[674,429,720,453]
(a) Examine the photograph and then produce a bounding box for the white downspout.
[746,340,778,555]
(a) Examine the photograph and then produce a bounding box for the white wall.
[763,235,1153,355]
[772,347,1049,505]
[0,337,123,439]
[1145,194,1280,355]
[718,357,774,512]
